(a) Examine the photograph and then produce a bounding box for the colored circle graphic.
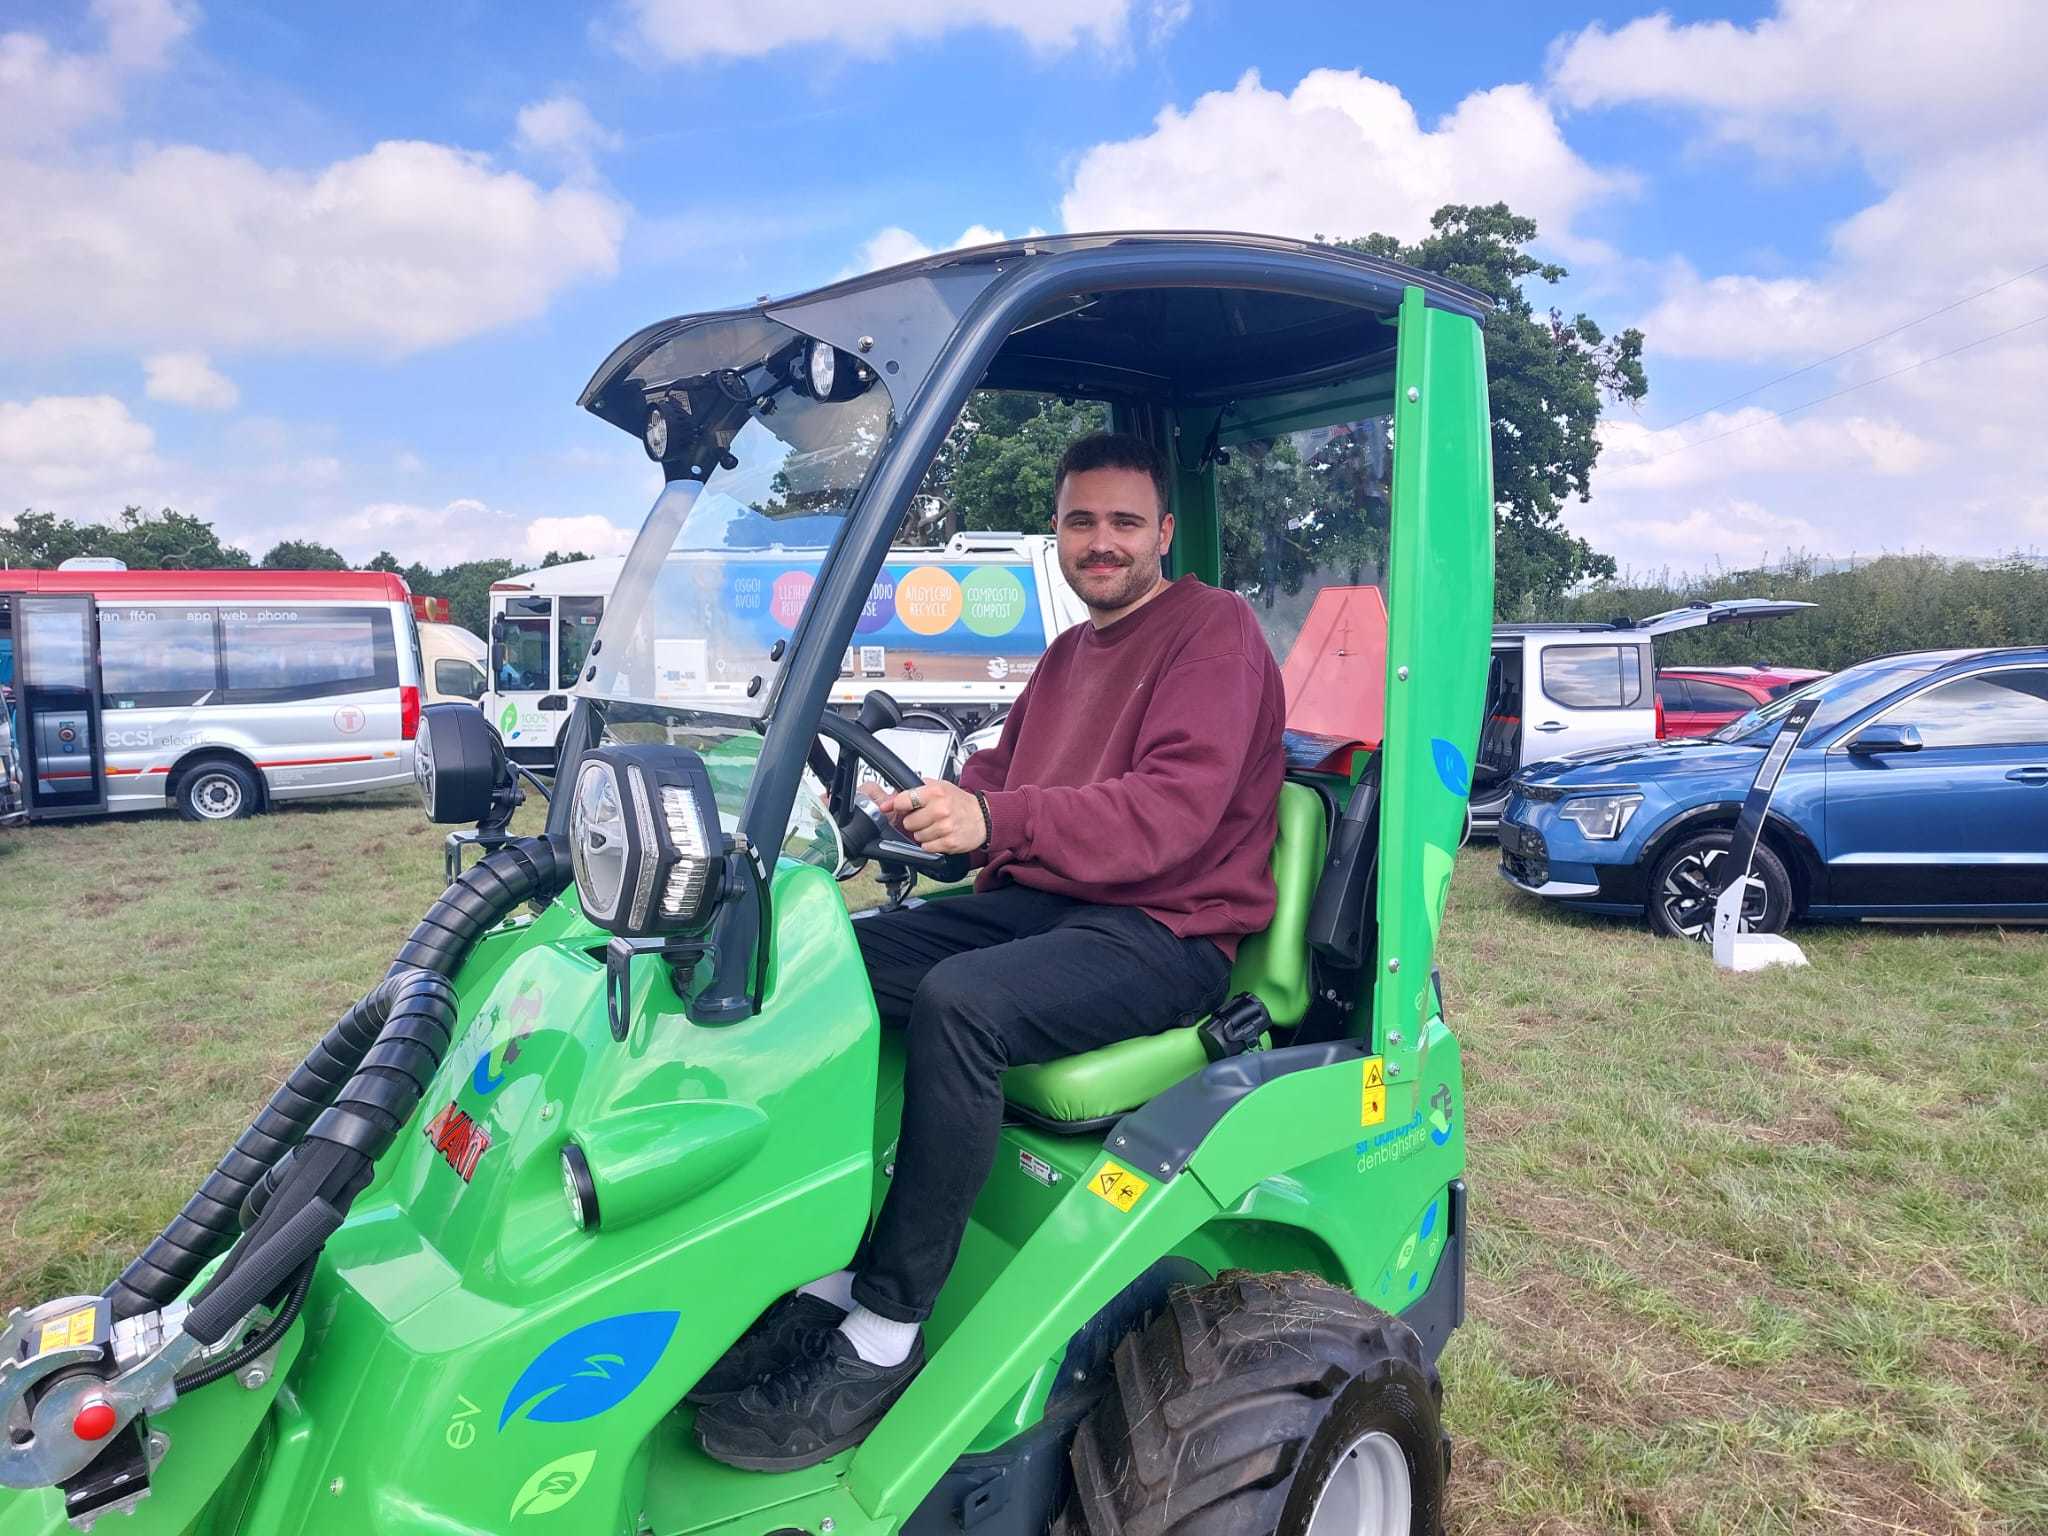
[960,566,1028,637]
[769,569,814,628]
[856,574,897,634]
[895,566,962,635]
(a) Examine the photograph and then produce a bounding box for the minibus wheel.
[176,759,260,822]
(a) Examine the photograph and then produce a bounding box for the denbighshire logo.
[499,1312,680,1430]
[1428,1083,1454,1146]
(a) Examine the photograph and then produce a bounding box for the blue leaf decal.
[1419,1201,1438,1241]
[500,1312,679,1430]
[1430,738,1470,798]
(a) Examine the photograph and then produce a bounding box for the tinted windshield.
[580,320,893,719]
[1714,658,1942,744]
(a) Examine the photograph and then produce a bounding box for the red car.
[1655,664,1829,737]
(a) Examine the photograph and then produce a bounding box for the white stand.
[1711,877,1808,972]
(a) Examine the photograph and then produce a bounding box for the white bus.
[484,533,1085,771]
[0,569,425,822]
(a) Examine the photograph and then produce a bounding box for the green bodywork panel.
[0,287,1490,1536]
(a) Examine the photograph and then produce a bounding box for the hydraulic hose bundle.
[106,836,573,1326]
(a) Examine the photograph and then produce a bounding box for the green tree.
[539,549,593,568]
[1,507,252,570]
[923,393,1108,535]
[1341,203,1644,614]
[258,539,349,570]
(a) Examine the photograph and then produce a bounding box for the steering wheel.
[813,699,971,885]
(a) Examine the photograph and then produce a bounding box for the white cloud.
[1548,0,2048,161]
[0,0,193,150]
[143,351,238,410]
[1596,409,1936,495]
[513,94,622,178]
[852,223,1038,274]
[615,0,1142,60]
[0,394,158,494]
[1583,497,1831,573]
[1059,69,1630,257]
[325,500,636,569]
[0,140,626,357]
[526,514,636,558]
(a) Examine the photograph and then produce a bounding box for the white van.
[1470,599,1813,833]
[419,622,488,707]
[0,569,425,822]
[484,533,1085,772]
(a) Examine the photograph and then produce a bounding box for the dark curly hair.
[1053,432,1170,521]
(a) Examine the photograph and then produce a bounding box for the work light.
[643,396,689,463]
[569,745,724,935]
[805,339,837,399]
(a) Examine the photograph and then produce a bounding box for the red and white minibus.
[0,570,425,822]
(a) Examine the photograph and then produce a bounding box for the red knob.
[71,1402,116,1441]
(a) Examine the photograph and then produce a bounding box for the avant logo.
[510,1450,595,1519]
[423,1101,492,1182]
[499,1312,680,1430]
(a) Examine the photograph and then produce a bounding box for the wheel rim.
[191,773,243,819]
[1304,1429,1412,1536]
[1659,846,1767,938]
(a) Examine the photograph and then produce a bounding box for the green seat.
[1001,781,1330,1129]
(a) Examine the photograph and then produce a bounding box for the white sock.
[837,1305,919,1367]
[798,1269,856,1311]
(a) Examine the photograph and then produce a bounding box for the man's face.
[1055,465,1174,616]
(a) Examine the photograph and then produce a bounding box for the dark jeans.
[849,884,1231,1323]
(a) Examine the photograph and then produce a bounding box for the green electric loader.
[0,233,1494,1536]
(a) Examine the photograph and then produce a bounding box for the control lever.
[1198,993,1270,1062]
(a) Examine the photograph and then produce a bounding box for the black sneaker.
[694,1329,924,1471]
[684,1293,847,1406]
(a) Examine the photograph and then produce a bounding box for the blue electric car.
[1498,647,2048,937]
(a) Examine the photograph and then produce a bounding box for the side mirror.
[415,702,504,823]
[491,616,508,643]
[1845,722,1923,756]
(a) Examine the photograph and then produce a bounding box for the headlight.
[414,702,501,824]
[806,339,837,399]
[644,406,669,461]
[570,744,724,935]
[1557,793,1643,840]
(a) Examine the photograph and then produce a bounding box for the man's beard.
[1066,553,1158,614]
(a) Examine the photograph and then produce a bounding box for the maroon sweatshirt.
[960,575,1286,959]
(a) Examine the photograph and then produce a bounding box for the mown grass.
[2,794,2043,1533]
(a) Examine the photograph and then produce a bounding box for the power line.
[1640,310,2048,463]
[1655,258,2048,433]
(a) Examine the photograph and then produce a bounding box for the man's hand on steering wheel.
[879,778,987,856]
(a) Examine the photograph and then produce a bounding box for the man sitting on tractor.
[688,432,1289,1469]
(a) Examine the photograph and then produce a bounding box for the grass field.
[1,792,2043,1534]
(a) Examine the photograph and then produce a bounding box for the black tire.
[1064,1271,1448,1536]
[175,759,260,822]
[1646,828,1792,940]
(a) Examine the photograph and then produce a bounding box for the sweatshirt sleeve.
[977,642,1271,884]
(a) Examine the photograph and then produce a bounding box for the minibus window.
[99,606,220,708]
[219,607,397,702]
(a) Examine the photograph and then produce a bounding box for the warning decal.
[37,1306,96,1356]
[1090,1160,1150,1213]
[1361,1056,1387,1126]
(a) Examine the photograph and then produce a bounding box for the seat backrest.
[1224,781,1329,1027]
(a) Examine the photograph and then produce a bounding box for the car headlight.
[1557,793,1643,841]
[570,745,724,935]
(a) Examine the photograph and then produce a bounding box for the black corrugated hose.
[105,836,571,1323]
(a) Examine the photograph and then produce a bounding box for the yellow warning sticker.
[1361,1057,1387,1125]
[37,1306,95,1356]
[1089,1160,1150,1213]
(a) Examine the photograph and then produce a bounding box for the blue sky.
[3,0,2043,577]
